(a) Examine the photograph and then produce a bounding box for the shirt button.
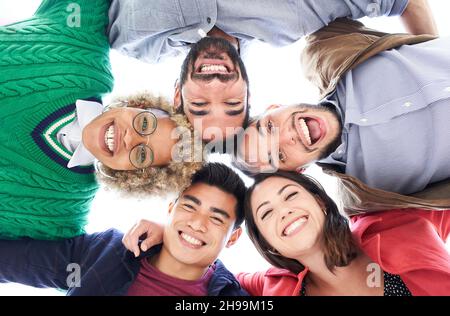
[444,87,450,92]
[360,118,368,123]
[197,28,207,38]
[402,101,413,107]
[207,17,211,24]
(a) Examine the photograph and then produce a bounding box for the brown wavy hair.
[244,171,358,274]
[96,92,204,198]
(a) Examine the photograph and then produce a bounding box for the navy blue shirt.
[0,229,248,296]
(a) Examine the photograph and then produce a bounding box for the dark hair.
[190,163,246,229]
[244,171,358,274]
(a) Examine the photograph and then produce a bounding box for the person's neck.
[207,26,240,52]
[297,248,374,295]
[150,246,210,281]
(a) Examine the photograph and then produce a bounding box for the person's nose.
[123,128,148,151]
[279,127,297,147]
[280,208,294,221]
[187,213,208,233]
[204,77,231,89]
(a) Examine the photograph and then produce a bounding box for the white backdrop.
[0,0,449,295]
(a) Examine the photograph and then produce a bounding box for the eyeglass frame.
[129,110,158,170]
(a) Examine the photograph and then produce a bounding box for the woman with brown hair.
[239,171,450,296]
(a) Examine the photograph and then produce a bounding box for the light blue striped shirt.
[321,36,450,195]
[108,0,408,63]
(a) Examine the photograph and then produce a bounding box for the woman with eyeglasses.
[238,171,450,296]
[0,0,202,240]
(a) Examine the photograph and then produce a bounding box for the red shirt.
[127,259,215,296]
[237,209,450,296]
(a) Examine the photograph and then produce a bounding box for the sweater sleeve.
[235,271,267,296]
[32,0,111,34]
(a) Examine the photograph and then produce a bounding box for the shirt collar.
[67,99,103,168]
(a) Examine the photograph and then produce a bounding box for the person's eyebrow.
[189,109,209,116]
[225,108,245,116]
[210,207,231,219]
[183,195,201,205]
[278,184,298,195]
[256,184,299,215]
[255,201,270,216]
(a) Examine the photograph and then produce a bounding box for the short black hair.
[190,163,246,228]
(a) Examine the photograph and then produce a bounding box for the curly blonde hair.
[96,92,205,198]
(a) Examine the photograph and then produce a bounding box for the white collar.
[67,100,103,168]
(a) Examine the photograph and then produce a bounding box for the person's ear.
[265,104,280,112]
[225,227,242,248]
[168,199,177,215]
[173,82,182,111]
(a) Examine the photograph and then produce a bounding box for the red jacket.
[237,209,450,296]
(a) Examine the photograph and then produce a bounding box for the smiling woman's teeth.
[283,217,308,236]
[104,125,114,152]
[299,119,312,146]
[200,64,227,73]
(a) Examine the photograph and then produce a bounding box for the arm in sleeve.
[400,0,438,35]
[235,271,267,296]
[0,233,98,290]
[298,0,409,35]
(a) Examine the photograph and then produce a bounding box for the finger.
[140,237,154,252]
[123,224,141,257]
[141,232,163,252]
[129,223,152,257]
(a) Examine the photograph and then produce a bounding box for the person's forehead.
[265,104,299,118]
[182,85,248,100]
[182,183,236,206]
[252,177,303,203]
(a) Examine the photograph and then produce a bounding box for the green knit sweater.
[0,0,113,239]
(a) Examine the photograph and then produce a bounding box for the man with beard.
[108,0,414,142]
[235,0,450,215]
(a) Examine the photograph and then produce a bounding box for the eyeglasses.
[129,111,158,169]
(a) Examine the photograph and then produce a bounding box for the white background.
[0,0,449,295]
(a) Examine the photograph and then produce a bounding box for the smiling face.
[82,107,178,170]
[162,183,242,269]
[237,104,342,172]
[175,37,249,142]
[250,176,326,259]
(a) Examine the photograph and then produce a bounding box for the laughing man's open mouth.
[293,114,326,148]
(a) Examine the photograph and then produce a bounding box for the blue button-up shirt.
[321,36,450,195]
[108,0,408,63]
